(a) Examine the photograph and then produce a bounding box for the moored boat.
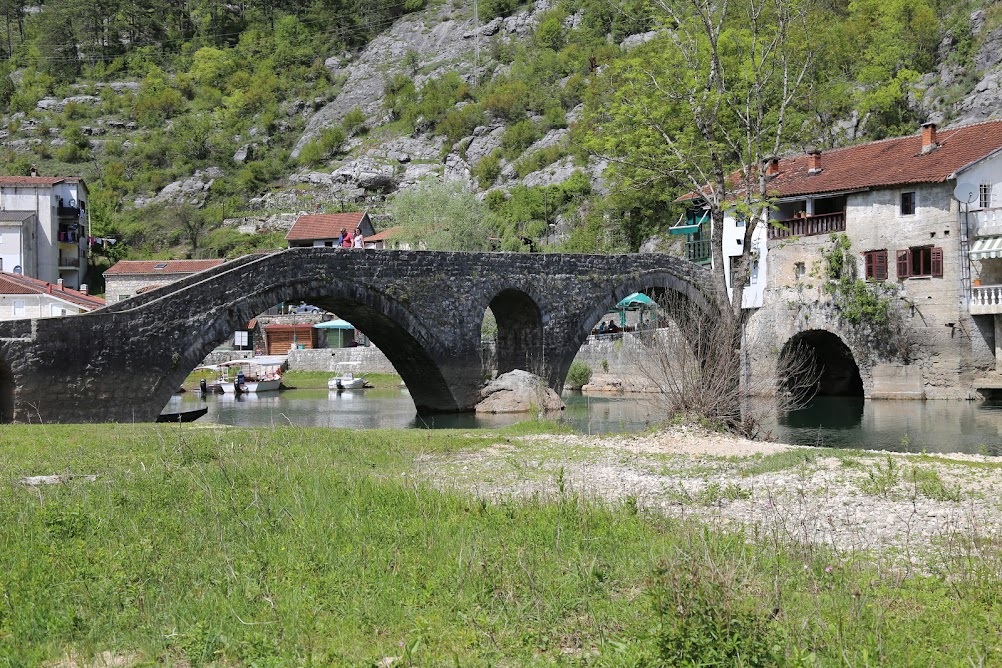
[156,406,209,423]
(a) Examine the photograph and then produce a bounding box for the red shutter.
[896,250,909,279]
[931,247,943,278]
[864,252,874,280]
[875,250,888,281]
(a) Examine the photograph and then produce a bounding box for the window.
[863,250,888,281]
[234,330,249,348]
[900,191,916,216]
[794,262,806,280]
[118,294,131,302]
[981,183,993,209]
[154,262,168,269]
[13,299,24,317]
[896,246,943,278]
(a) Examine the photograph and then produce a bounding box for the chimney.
[807,148,822,175]
[765,157,780,177]
[79,283,88,295]
[921,122,938,153]
[56,278,63,289]
[29,164,38,177]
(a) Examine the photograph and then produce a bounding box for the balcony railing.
[970,208,1002,237]
[970,285,1002,314]
[768,211,846,240]
[58,256,80,268]
[686,239,712,263]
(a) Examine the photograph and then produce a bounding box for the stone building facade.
[103,259,226,303]
[703,120,1002,399]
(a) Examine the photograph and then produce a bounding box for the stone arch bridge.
[0,248,715,423]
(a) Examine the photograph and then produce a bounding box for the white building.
[0,271,104,320]
[0,175,89,288]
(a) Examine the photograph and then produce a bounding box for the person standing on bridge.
[337,228,348,247]
[341,228,353,249]
[353,226,364,249]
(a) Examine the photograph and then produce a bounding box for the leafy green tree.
[388,178,498,251]
[585,0,820,325]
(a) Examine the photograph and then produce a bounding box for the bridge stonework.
[0,248,714,423]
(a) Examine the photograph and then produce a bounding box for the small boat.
[327,372,366,390]
[156,406,209,423]
[219,377,282,394]
[326,366,366,392]
[217,357,286,394]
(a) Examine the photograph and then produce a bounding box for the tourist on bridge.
[341,228,353,248]
[353,226,364,249]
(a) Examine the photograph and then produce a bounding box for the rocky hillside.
[2,0,1002,270]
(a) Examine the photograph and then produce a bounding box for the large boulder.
[476,369,565,414]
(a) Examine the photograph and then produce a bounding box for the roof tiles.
[0,272,105,309]
[286,212,368,241]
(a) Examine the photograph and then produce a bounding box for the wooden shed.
[263,324,319,355]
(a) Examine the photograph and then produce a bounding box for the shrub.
[342,108,367,136]
[480,79,529,121]
[565,361,592,389]
[500,119,540,159]
[472,150,502,188]
[298,125,347,166]
[438,104,485,146]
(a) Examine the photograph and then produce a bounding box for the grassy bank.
[0,424,999,666]
[180,370,404,391]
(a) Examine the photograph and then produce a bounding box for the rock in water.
[476,370,565,414]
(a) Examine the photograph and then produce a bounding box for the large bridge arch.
[150,272,465,416]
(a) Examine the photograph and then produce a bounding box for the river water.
[164,390,1002,456]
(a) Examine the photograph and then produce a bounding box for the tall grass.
[0,424,999,666]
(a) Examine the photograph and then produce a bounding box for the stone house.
[103,259,226,304]
[0,271,104,320]
[285,212,376,247]
[689,120,1002,399]
[0,175,89,288]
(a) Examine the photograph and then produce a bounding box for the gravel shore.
[418,428,1002,566]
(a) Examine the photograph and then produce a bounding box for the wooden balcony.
[768,211,846,240]
[686,238,711,263]
[969,285,1002,314]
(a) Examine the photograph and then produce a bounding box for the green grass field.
[0,423,999,666]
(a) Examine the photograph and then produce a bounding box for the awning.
[616,292,656,310]
[314,319,355,330]
[971,236,1002,259]
[669,213,709,236]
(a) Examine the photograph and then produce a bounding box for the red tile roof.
[103,259,225,276]
[682,120,1002,201]
[0,272,105,309]
[286,212,368,241]
[365,226,404,242]
[0,176,84,187]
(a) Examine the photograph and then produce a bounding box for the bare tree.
[627,292,819,435]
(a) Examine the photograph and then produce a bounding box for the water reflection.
[771,396,1002,455]
[163,390,1002,455]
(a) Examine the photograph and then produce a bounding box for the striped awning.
[971,236,1002,259]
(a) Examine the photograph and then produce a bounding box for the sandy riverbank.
[419,427,1002,566]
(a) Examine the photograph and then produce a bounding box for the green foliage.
[499,119,540,159]
[298,125,347,167]
[860,455,900,497]
[481,0,529,20]
[819,233,894,326]
[387,178,498,251]
[565,361,592,389]
[342,107,367,136]
[472,150,502,189]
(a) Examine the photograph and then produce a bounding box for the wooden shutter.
[931,247,943,278]
[864,252,874,279]
[896,250,909,278]
[874,250,888,281]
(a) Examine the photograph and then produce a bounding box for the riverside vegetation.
[1,423,1000,665]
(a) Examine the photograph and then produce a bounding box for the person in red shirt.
[341,229,353,248]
